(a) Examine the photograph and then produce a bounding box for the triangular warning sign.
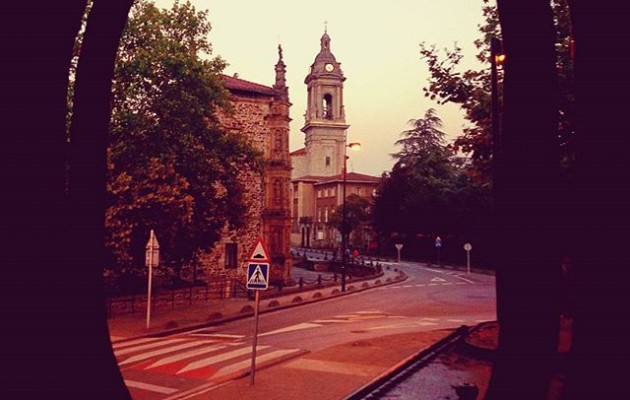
[430,277,447,282]
[248,265,268,286]
[248,238,270,262]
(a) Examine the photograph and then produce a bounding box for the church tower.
[301,29,350,177]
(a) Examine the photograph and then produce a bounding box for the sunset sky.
[153,0,490,176]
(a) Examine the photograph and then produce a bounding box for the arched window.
[322,94,333,119]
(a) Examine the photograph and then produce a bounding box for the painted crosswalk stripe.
[114,338,187,355]
[119,341,206,366]
[259,322,321,337]
[146,344,226,368]
[177,345,270,374]
[124,379,178,394]
[113,337,175,351]
[212,349,301,379]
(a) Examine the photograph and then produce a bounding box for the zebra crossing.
[111,310,488,399]
[113,334,304,399]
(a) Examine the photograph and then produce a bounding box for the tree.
[485,0,563,397]
[3,1,133,399]
[328,194,371,246]
[372,108,491,261]
[105,0,262,272]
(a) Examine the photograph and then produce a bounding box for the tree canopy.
[372,109,492,261]
[419,0,573,186]
[105,0,262,269]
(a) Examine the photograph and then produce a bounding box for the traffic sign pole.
[145,229,159,329]
[246,238,270,386]
[463,243,472,274]
[250,290,261,385]
[467,251,470,274]
[395,243,403,263]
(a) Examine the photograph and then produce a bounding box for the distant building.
[290,30,380,250]
[199,46,292,286]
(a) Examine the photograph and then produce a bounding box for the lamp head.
[347,142,361,151]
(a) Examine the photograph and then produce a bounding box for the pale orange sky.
[153,0,490,176]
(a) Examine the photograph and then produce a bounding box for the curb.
[459,320,498,360]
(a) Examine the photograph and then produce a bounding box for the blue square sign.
[247,263,269,290]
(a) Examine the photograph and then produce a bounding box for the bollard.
[299,277,304,288]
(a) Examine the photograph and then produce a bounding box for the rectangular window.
[225,243,237,268]
[325,156,331,166]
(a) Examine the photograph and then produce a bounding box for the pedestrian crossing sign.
[247,263,269,290]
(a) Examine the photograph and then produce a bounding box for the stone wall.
[198,98,269,284]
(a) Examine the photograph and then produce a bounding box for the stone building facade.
[291,30,380,251]
[199,46,292,286]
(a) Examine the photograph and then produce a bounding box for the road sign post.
[435,236,442,266]
[145,229,159,329]
[247,238,270,386]
[464,243,472,274]
[395,243,403,263]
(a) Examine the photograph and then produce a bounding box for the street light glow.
[348,142,361,151]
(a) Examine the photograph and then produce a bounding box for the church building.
[291,30,380,250]
[199,46,292,287]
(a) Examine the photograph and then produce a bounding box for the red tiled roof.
[222,74,275,96]
[290,148,307,156]
[295,172,381,185]
[292,175,327,183]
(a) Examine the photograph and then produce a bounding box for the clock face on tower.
[325,63,334,72]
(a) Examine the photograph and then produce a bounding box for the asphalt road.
[114,261,496,399]
[188,261,495,352]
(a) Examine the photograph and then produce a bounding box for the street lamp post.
[490,37,505,167]
[341,141,361,292]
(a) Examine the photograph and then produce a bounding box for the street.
[113,261,496,399]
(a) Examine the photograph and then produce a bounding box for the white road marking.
[447,319,466,323]
[146,344,226,368]
[212,349,301,379]
[177,346,270,374]
[415,284,426,287]
[124,379,178,394]
[312,319,354,323]
[189,333,244,339]
[365,321,439,331]
[114,338,187,355]
[259,322,322,337]
[119,341,206,366]
[430,277,447,282]
[453,275,476,284]
[112,338,160,349]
